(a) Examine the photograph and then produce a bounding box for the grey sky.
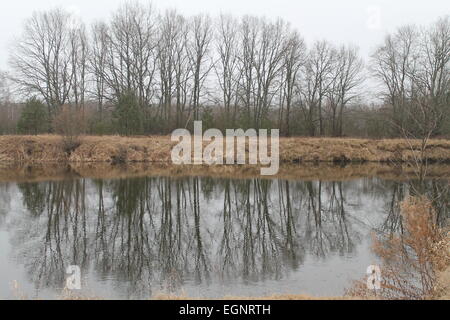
[0,0,448,71]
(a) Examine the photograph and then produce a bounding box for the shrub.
[53,106,87,155]
[111,145,128,164]
[53,106,87,136]
[347,196,449,299]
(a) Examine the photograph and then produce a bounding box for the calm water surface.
[0,171,448,299]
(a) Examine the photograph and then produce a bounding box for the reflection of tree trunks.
[259,180,279,276]
[306,181,324,257]
[220,180,235,272]
[185,177,209,283]
[72,179,87,267]
[430,180,449,225]
[332,182,353,253]
[382,182,405,234]
[159,178,172,272]
[12,176,378,296]
[304,181,355,257]
[242,180,255,278]
[95,179,109,273]
[337,183,352,252]
[278,180,299,266]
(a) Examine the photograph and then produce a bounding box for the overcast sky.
[0,0,448,71]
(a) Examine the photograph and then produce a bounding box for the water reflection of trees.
[372,179,449,234]
[0,182,13,225]
[9,176,447,298]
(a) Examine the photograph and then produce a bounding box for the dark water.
[0,173,448,299]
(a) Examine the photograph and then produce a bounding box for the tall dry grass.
[347,196,450,299]
[1,135,450,164]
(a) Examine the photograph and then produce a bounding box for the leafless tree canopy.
[4,4,449,137]
[9,9,87,114]
[371,17,450,137]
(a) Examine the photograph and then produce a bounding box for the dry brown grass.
[347,196,450,300]
[0,135,173,163]
[435,265,450,300]
[280,137,450,163]
[1,135,450,164]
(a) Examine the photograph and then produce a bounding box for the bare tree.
[370,25,419,135]
[9,9,74,116]
[186,14,213,123]
[214,14,241,127]
[371,17,449,137]
[237,17,288,129]
[156,10,188,130]
[279,30,305,136]
[69,20,88,111]
[327,45,364,136]
[237,15,259,127]
[173,18,191,128]
[301,40,336,136]
[89,22,109,121]
[105,2,157,104]
[252,18,287,130]
[414,16,450,135]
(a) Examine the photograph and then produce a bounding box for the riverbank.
[1,135,450,164]
[1,162,450,183]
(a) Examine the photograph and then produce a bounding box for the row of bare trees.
[371,17,450,137]
[5,3,364,135]
[3,2,449,137]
